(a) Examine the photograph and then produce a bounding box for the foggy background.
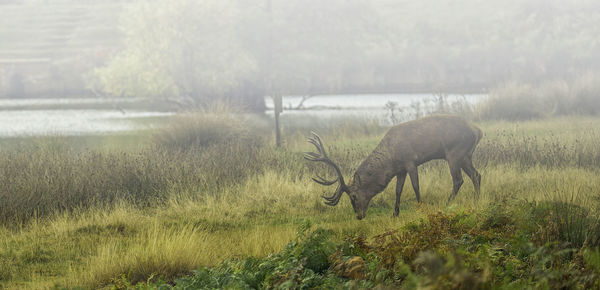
[1,0,599,111]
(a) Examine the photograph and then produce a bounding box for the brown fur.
[309,115,482,220]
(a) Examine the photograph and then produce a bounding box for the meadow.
[1,112,600,289]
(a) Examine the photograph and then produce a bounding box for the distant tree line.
[92,0,600,111]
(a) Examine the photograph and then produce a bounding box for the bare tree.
[294,95,313,110]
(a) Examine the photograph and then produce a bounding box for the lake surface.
[0,94,485,136]
[266,94,484,110]
[0,97,146,108]
[0,98,171,137]
[0,110,172,137]
[266,93,485,123]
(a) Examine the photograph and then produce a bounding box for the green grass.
[0,114,600,288]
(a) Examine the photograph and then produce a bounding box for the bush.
[477,73,600,120]
[161,224,338,289]
[538,80,570,115]
[571,73,600,115]
[152,111,264,151]
[476,83,545,120]
[135,200,600,289]
[523,201,600,248]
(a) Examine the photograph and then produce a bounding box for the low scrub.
[152,111,264,151]
[571,73,600,115]
[476,83,545,120]
[477,73,600,120]
[128,200,600,289]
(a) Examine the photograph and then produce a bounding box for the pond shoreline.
[0,94,485,137]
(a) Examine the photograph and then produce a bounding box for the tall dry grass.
[2,113,600,288]
[0,111,271,226]
[2,113,599,227]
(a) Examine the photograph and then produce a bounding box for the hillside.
[0,0,125,98]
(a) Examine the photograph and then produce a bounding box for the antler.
[304,132,348,206]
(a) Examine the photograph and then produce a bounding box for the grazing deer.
[305,115,482,220]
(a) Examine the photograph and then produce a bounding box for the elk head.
[304,132,371,220]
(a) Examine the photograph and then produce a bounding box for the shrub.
[538,80,570,115]
[139,202,600,289]
[161,225,338,289]
[571,72,600,115]
[477,73,600,120]
[475,83,545,120]
[369,211,476,267]
[523,201,600,248]
[152,111,264,151]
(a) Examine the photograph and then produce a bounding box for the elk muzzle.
[356,211,366,220]
[350,192,370,220]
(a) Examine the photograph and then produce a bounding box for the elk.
[305,115,482,220]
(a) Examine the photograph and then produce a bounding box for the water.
[0,98,171,137]
[0,110,172,137]
[265,94,483,110]
[0,94,485,137]
[265,93,485,122]
[0,97,146,108]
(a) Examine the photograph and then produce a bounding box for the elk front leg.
[406,164,421,203]
[394,170,407,216]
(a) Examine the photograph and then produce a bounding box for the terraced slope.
[0,0,125,97]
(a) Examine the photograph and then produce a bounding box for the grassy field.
[1,113,600,289]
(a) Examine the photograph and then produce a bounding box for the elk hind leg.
[461,157,481,198]
[447,160,464,204]
[406,164,421,203]
[394,170,407,216]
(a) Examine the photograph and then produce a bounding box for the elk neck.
[353,147,397,195]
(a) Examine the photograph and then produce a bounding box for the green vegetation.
[1,114,600,289]
[142,202,600,289]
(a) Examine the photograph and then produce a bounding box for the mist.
[4,1,600,288]
[1,0,599,111]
